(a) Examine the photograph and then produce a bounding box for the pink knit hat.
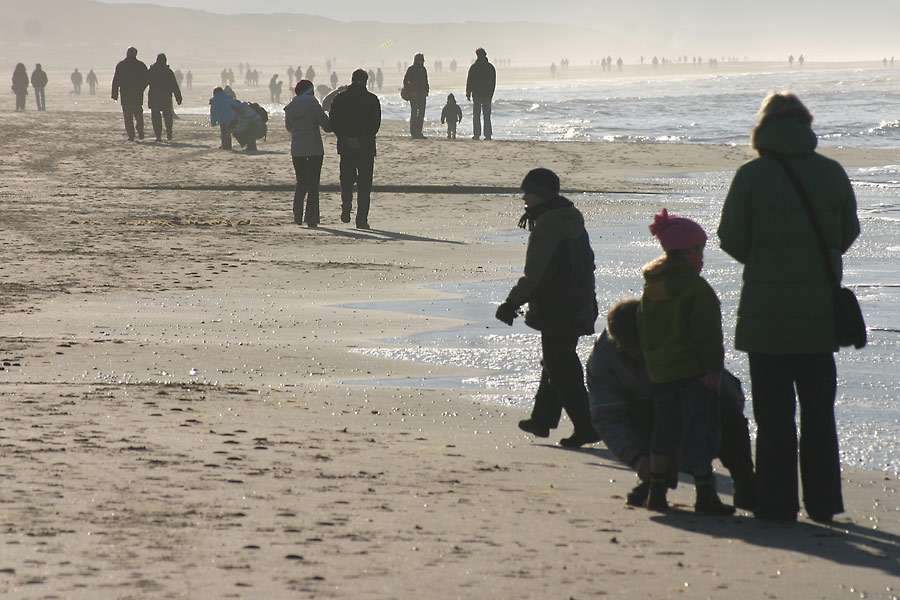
[649,208,707,252]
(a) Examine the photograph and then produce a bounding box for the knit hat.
[649,208,707,252]
[521,168,560,199]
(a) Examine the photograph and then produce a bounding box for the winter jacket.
[638,258,724,384]
[111,56,148,105]
[147,62,182,109]
[441,101,462,124]
[209,89,240,126]
[505,197,598,336]
[12,68,29,94]
[329,82,381,156]
[587,329,746,469]
[284,89,332,157]
[466,56,496,99]
[717,118,860,354]
[30,68,48,89]
[403,63,429,95]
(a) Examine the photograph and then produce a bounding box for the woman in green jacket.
[717,92,860,523]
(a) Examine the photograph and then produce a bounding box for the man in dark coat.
[403,53,429,139]
[496,168,600,448]
[111,47,149,141]
[31,64,48,111]
[147,53,183,142]
[465,48,496,140]
[329,69,381,228]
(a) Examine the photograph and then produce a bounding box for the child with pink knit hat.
[637,208,734,514]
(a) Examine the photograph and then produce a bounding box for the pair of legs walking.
[121,103,144,141]
[472,96,492,140]
[749,353,843,522]
[409,93,426,138]
[292,155,324,227]
[151,106,174,141]
[339,152,374,228]
[519,332,598,447]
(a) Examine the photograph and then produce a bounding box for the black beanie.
[521,168,560,199]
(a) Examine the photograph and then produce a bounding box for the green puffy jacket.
[638,258,724,384]
[717,119,860,354]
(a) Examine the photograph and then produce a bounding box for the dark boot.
[518,419,550,438]
[645,475,669,512]
[626,480,650,506]
[731,469,758,510]
[694,473,736,515]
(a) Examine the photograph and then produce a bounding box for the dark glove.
[495,302,518,326]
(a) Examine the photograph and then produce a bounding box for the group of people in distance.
[403,48,497,141]
[499,92,858,524]
[111,47,183,142]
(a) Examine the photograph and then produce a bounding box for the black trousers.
[339,152,374,226]
[151,105,174,140]
[409,93,426,137]
[121,103,144,139]
[292,155,324,225]
[529,332,595,436]
[749,352,843,519]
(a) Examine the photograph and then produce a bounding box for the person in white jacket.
[284,79,332,227]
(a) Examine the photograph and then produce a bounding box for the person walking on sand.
[71,68,83,94]
[497,168,600,448]
[717,92,860,523]
[328,68,381,228]
[31,64,48,111]
[12,63,29,111]
[146,53,182,142]
[638,209,734,515]
[587,298,756,509]
[403,53,429,139]
[466,47,496,140]
[284,79,332,227]
[86,69,98,95]
[111,47,149,141]
[209,86,240,150]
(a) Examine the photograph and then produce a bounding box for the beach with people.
[2,53,900,595]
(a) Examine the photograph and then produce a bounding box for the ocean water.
[346,165,900,475]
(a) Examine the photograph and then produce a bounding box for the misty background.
[2,0,899,71]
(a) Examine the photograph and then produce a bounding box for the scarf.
[518,196,572,230]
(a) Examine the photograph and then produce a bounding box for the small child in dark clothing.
[441,93,463,139]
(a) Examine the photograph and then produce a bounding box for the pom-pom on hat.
[649,208,707,252]
[521,168,560,199]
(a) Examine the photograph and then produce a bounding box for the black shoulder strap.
[768,153,839,287]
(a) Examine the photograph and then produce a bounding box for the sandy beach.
[1,105,898,599]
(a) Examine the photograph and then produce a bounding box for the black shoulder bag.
[771,154,867,349]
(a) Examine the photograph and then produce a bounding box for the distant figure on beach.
[220,68,228,87]
[209,86,238,150]
[284,79,332,227]
[146,53,183,142]
[403,53,429,139]
[174,69,184,89]
[617,57,623,71]
[287,66,295,87]
[550,62,557,78]
[305,65,316,81]
[111,47,148,141]
[637,209,734,515]
[466,47,496,140]
[328,68,381,228]
[498,168,600,448]
[12,63,29,111]
[86,69,98,95]
[31,64,48,111]
[440,93,462,139]
[798,54,805,68]
[717,92,860,523]
[185,70,192,90]
[329,70,338,90]
[586,298,756,510]
[788,55,794,68]
[71,68,82,94]
[269,74,279,102]
[367,68,376,91]
[375,68,383,91]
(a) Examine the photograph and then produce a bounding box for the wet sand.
[0,108,898,598]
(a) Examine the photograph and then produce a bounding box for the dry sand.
[0,105,898,599]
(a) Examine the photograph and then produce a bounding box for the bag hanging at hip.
[769,153,867,349]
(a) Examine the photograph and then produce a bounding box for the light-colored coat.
[283,90,332,157]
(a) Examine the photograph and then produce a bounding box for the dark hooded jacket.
[147,60,182,109]
[717,118,860,354]
[505,197,597,336]
[328,82,381,156]
[112,55,148,105]
[466,56,496,99]
[403,63,429,95]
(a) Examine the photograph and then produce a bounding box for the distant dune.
[0,0,633,70]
